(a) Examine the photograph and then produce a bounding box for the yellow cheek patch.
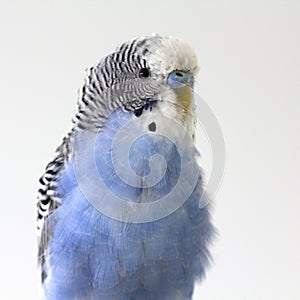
[174,85,193,116]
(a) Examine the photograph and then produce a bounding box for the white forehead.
[139,34,199,77]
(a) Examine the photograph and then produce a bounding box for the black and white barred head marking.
[75,34,199,130]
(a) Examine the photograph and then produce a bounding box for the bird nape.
[37,34,216,300]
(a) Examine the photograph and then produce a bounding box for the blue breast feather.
[43,109,215,300]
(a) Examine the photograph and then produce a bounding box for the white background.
[1,0,299,299]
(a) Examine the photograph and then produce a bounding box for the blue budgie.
[37,34,215,300]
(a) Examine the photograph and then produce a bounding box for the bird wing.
[37,130,74,280]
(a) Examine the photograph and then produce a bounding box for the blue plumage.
[38,35,216,300]
[42,108,214,299]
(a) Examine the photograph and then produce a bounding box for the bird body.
[38,34,215,300]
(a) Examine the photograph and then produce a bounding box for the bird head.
[76,34,199,134]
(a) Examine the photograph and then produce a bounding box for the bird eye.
[139,68,151,78]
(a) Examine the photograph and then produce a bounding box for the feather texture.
[43,108,215,299]
[37,34,215,299]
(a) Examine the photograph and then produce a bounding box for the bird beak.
[167,71,194,114]
[175,85,193,115]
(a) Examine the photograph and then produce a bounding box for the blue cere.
[167,71,194,88]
